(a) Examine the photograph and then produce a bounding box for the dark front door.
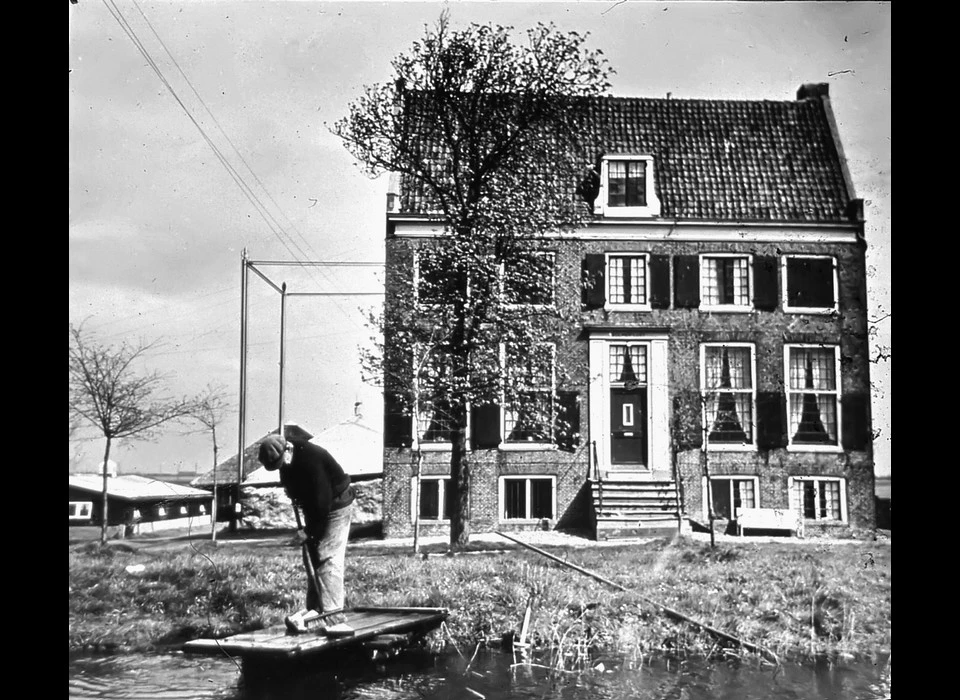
[610,387,647,467]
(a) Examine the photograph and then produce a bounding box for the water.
[68,648,891,700]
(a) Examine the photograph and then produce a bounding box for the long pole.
[279,282,287,435]
[235,249,249,533]
[495,531,779,665]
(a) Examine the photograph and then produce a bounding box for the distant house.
[379,82,875,541]
[69,474,213,535]
[190,435,266,524]
[242,413,384,487]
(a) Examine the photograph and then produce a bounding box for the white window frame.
[180,506,189,516]
[699,253,754,313]
[157,506,167,517]
[594,154,661,218]
[787,476,848,523]
[198,504,206,515]
[784,344,843,453]
[502,251,556,309]
[699,343,757,451]
[409,475,451,523]
[69,501,92,521]
[501,342,557,451]
[414,251,468,309]
[498,475,557,522]
[605,253,651,311]
[781,254,839,314]
[411,344,469,452]
[701,475,761,520]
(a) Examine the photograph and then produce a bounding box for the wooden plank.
[182,606,448,660]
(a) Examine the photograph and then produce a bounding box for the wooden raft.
[182,607,448,661]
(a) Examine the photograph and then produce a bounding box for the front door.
[610,388,647,466]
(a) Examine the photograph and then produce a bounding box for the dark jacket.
[278,438,354,540]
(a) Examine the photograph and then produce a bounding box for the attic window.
[596,155,661,218]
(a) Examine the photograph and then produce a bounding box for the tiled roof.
[397,87,854,223]
[69,474,212,501]
[191,434,271,488]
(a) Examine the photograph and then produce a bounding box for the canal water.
[69,647,891,700]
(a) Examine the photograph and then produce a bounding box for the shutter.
[555,390,581,452]
[471,402,502,449]
[383,391,413,448]
[756,391,787,450]
[671,390,702,450]
[752,255,779,311]
[674,255,700,309]
[581,254,606,310]
[649,254,671,309]
[841,392,870,450]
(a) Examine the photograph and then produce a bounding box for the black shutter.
[649,254,671,309]
[753,255,779,311]
[674,255,700,309]
[581,254,606,310]
[841,392,870,450]
[471,402,502,449]
[555,390,581,452]
[383,392,413,448]
[756,391,787,450]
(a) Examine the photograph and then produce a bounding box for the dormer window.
[595,155,661,218]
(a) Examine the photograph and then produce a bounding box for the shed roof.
[397,84,857,224]
[69,474,213,501]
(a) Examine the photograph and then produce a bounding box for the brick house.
[379,83,874,540]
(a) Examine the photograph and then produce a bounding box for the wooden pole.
[235,249,249,533]
[495,531,779,665]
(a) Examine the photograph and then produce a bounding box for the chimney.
[797,83,829,100]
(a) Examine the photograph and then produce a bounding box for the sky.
[68,0,891,481]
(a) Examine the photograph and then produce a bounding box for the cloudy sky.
[69,0,891,480]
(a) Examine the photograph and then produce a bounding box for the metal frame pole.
[235,249,249,532]
[279,282,287,435]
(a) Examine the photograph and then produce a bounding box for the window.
[700,255,752,310]
[415,252,465,306]
[68,501,92,521]
[415,348,456,446]
[789,477,846,522]
[595,155,661,217]
[500,476,555,520]
[701,344,755,447]
[607,254,649,307]
[503,344,555,444]
[707,477,758,519]
[180,506,188,516]
[503,252,555,306]
[785,345,840,448]
[608,160,647,208]
[410,476,454,521]
[783,256,837,313]
[199,505,206,515]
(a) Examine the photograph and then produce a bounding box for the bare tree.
[68,322,197,546]
[337,13,611,549]
[187,382,234,542]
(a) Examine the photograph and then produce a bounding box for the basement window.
[410,475,454,522]
[595,155,661,218]
[499,476,555,521]
[788,476,846,522]
[706,476,759,520]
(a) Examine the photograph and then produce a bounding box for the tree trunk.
[413,448,424,554]
[448,419,470,551]
[99,438,113,547]
[701,428,715,548]
[211,428,219,543]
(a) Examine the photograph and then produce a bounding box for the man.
[257,429,355,634]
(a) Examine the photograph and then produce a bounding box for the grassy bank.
[68,535,890,664]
